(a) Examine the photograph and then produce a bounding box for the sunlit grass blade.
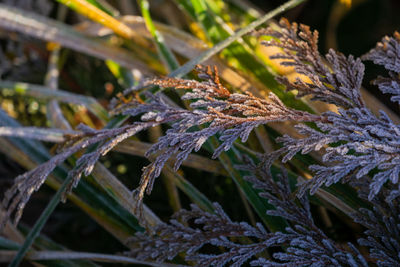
[0,4,151,71]
[167,0,307,91]
[56,0,134,39]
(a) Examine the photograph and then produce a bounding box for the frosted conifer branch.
[348,180,400,267]
[363,32,400,104]
[1,64,321,226]
[0,122,157,228]
[114,65,321,209]
[251,19,400,200]
[127,165,368,266]
[273,107,400,200]
[254,18,365,109]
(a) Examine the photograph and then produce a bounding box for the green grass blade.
[139,0,180,71]
[214,145,287,231]
[0,238,20,251]
[55,0,134,40]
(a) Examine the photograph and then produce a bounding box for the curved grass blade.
[56,0,134,39]
[0,127,79,142]
[2,250,186,266]
[0,81,108,122]
[0,4,152,72]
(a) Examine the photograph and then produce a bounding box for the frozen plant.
[1,17,400,266]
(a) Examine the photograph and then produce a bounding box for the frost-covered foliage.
[127,166,368,266]
[254,18,365,109]
[257,18,400,201]
[363,32,400,104]
[277,107,400,200]
[113,65,320,208]
[2,17,400,266]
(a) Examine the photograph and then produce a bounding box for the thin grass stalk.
[3,250,187,266]
[45,4,71,130]
[139,0,180,71]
